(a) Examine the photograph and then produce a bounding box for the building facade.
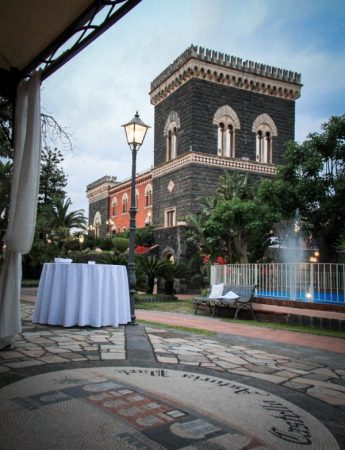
[87,45,301,262]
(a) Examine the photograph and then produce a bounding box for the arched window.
[122,193,128,213]
[93,211,101,238]
[145,211,152,225]
[252,114,277,164]
[135,189,139,208]
[145,183,153,207]
[164,111,180,162]
[213,105,240,158]
[111,198,118,216]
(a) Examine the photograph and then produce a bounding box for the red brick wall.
[108,172,152,233]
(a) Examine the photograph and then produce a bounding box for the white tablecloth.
[33,263,131,327]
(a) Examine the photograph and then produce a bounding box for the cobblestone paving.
[146,327,345,407]
[0,304,126,373]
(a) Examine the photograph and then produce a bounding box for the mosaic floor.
[1,302,344,449]
[146,328,345,408]
[0,367,340,449]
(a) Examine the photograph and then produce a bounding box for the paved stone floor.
[1,302,345,449]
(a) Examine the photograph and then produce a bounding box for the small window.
[164,111,181,162]
[213,105,240,158]
[111,198,118,216]
[167,126,177,161]
[145,184,153,207]
[252,113,277,164]
[165,208,176,227]
[122,193,128,213]
[256,128,272,163]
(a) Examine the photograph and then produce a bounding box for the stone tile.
[0,351,25,359]
[156,356,178,364]
[292,377,345,392]
[45,347,71,354]
[179,355,209,363]
[275,370,300,378]
[58,345,83,351]
[101,353,125,360]
[4,360,45,368]
[39,355,70,363]
[335,369,345,377]
[242,364,277,374]
[214,361,238,369]
[21,350,46,357]
[307,385,345,406]
[200,362,218,368]
[218,355,248,365]
[278,367,310,375]
[279,361,318,371]
[229,368,250,374]
[302,373,334,382]
[283,381,311,391]
[243,356,277,365]
[237,372,288,384]
[229,345,248,350]
[312,368,339,378]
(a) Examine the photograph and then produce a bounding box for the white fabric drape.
[0,71,41,344]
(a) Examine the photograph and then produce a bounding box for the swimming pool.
[256,290,345,305]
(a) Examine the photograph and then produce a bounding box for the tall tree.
[259,115,345,262]
[39,147,68,205]
[187,173,279,263]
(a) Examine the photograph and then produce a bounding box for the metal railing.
[210,263,345,304]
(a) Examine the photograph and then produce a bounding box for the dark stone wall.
[88,197,109,238]
[152,164,269,227]
[154,78,295,166]
[154,82,194,167]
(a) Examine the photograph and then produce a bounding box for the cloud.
[40,0,345,215]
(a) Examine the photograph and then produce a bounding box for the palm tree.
[44,197,87,246]
[137,255,169,294]
[50,197,87,229]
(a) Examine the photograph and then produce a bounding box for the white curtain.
[0,71,41,346]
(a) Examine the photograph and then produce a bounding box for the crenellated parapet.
[150,45,302,105]
[86,175,118,204]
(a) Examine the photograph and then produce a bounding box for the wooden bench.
[193,284,257,320]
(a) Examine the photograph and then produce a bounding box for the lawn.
[135,296,345,339]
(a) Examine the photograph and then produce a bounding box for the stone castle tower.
[150,45,301,262]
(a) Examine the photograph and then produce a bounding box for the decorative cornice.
[150,45,302,106]
[87,183,115,204]
[108,169,152,196]
[86,175,118,192]
[152,152,277,179]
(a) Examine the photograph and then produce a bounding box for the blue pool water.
[257,290,345,305]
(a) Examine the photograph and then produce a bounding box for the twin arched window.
[164,111,180,162]
[252,114,277,164]
[164,108,277,164]
[213,105,241,158]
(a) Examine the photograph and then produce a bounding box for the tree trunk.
[318,234,337,263]
[146,276,155,294]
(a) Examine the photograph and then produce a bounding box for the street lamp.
[87,224,96,236]
[106,218,114,235]
[122,111,150,324]
[78,234,84,250]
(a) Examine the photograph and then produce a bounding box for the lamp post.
[87,224,96,236]
[106,218,114,235]
[78,234,84,250]
[122,112,150,324]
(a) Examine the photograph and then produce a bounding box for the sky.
[41,0,345,216]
